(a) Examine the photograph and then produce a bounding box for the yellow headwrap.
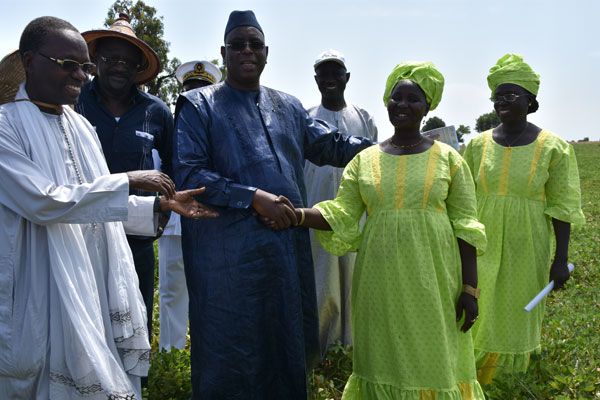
[383,61,444,111]
[487,54,540,97]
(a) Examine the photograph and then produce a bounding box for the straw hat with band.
[0,50,25,105]
[82,13,160,85]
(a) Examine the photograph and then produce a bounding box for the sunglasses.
[99,55,144,72]
[490,93,527,103]
[225,41,266,51]
[38,52,95,74]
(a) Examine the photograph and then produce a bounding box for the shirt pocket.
[113,131,155,171]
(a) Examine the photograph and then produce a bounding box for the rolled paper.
[524,263,574,312]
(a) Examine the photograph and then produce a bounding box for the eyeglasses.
[99,56,144,72]
[490,93,527,103]
[225,41,265,51]
[38,52,95,74]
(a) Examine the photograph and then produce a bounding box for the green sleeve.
[314,156,366,256]
[445,152,487,253]
[544,144,585,225]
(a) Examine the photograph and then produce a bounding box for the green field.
[146,142,600,400]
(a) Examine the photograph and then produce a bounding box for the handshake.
[126,170,219,220]
[252,189,300,230]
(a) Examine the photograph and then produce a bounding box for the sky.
[1,0,598,143]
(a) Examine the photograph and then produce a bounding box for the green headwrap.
[487,54,540,97]
[383,61,444,111]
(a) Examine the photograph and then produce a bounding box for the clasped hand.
[252,189,297,230]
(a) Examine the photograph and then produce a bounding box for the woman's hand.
[161,187,219,219]
[549,258,570,290]
[456,292,478,333]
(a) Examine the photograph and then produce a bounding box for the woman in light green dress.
[464,54,585,384]
[280,62,486,399]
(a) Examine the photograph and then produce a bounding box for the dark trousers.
[126,236,156,337]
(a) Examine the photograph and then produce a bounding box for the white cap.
[314,49,346,70]
[175,60,222,85]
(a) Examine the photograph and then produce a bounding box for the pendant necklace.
[499,124,528,147]
[389,135,424,149]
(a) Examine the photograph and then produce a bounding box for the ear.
[345,72,350,83]
[424,103,430,116]
[314,75,318,85]
[220,45,226,63]
[265,46,269,63]
[22,51,34,75]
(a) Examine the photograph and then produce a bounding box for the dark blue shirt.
[75,79,174,185]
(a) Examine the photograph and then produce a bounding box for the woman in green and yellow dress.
[464,54,585,384]
[282,62,486,399]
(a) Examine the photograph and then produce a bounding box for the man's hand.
[252,190,297,230]
[161,187,219,219]
[127,170,175,199]
[549,258,570,290]
[456,292,478,333]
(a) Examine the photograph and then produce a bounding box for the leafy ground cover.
[145,142,599,399]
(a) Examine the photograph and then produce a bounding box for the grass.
[145,142,600,399]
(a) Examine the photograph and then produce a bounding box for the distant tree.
[422,116,446,132]
[475,111,501,133]
[105,0,179,105]
[456,124,470,143]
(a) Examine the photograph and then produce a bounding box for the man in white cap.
[75,14,174,341]
[157,60,222,352]
[0,16,216,399]
[304,49,377,359]
[176,60,222,92]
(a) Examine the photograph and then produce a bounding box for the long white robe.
[303,103,377,357]
[0,85,151,399]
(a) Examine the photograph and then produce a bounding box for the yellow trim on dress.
[457,382,475,400]
[372,151,383,203]
[449,159,462,179]
[423,143,441,208]
[476,352,501,385]
[419,389,437,399]
[497,148,512,196]
[394,156,407,209]
[527,130,548,186]
[478,134,490,195]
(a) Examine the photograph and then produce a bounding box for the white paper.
[524,264,574,312]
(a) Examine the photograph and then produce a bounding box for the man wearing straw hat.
[0,16,216,399]
[76,14,174,340]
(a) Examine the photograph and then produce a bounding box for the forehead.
[225,26,264,42]
[96,37,141,57]
[495,83,528,95]
[40,29,89,61]
[315,61,346,75]
[391,80,426,97]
